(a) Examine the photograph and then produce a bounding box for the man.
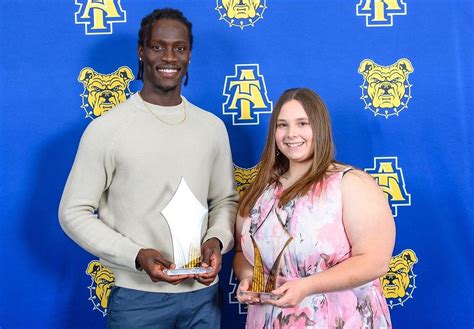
[59,8,238,328]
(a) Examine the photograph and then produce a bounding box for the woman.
[233,88,395,328]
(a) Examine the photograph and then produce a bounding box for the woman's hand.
[265,278,309,308]
[236,277,261,304]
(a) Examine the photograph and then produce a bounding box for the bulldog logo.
[78,66,134,119]
[86,260,115,316]
[234,163,260,197]
[381,249,418,308]
[358,58,414,118]
[215,0,267,29]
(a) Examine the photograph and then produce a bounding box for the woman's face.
[275,100,314,166]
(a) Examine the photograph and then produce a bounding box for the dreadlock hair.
[137,8,193,86]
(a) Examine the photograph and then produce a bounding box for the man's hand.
[136,248,193,285]
[196,238,222,285]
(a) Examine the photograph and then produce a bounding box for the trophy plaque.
[240,207,293,301]
[161,178,212,276]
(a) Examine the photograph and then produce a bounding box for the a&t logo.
[78,66,134,120]
[358,58,414,118]
[215,0,267,29]
[356,0,407,27]
[228,269,248,315]
[223,64,272,125]
[75,0,126,35]
[365,157,411,217]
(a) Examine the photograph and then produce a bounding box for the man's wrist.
[205,237,223,250]
[135,249,143,271]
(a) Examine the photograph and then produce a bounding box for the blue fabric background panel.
[0,1,472,328]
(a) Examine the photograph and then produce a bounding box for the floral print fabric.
[241,171,391,328]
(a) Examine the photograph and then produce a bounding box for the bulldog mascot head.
[234,164,259,197]
[78,66,134,118]
[86,261,115,309]
[381,249,418,299]
[222,0,261,19]
[358,58,414,109]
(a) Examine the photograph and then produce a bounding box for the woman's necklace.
[139,93,186,125]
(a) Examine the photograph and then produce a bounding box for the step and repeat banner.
[1,1,473,328]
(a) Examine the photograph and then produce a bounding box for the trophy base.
[239,291,281,301]
[163,267,213,276]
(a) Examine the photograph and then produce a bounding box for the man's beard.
[156,83,178,93]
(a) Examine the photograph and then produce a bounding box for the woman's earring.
[276,149,280,157]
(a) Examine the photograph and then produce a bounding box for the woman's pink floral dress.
[241,171,392,328]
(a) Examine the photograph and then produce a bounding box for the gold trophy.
[161,178,213,276]
[241,208,293,301]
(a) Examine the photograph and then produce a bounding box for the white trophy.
[161,177,213,276]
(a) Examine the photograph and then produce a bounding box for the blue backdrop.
[1,1,473,328]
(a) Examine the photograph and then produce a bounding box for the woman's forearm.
[233,250,254,281]
[302,253,389,295]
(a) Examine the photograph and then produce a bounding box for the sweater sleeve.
[202,120,239,254]
[58,119,143,270]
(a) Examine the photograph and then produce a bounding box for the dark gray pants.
[107,284,220,329]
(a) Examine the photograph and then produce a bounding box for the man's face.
[139,19,191,93]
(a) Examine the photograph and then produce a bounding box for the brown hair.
[239,88,337,216]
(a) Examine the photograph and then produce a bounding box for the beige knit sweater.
[59,93,238,293]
